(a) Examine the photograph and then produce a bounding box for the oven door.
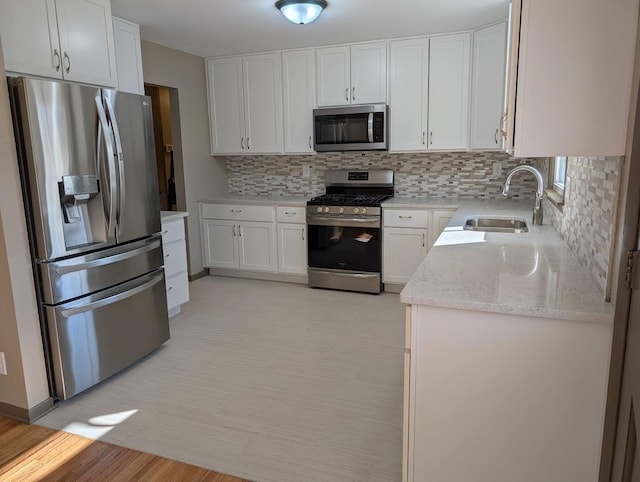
[307,215,381,272]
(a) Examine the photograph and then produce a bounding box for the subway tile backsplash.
[225,151,541,199]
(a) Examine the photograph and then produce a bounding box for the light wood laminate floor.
[0,417,247,481]
[36,277,405,482]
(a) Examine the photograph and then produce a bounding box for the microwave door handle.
[368,113,374,143]
[104,97,125,236]
[95,96,117,238]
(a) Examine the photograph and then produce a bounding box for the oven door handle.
[367,113,374,143]
[307,215,380,228]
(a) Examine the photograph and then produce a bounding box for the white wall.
[141,40,228,276]
[0,38,50,411]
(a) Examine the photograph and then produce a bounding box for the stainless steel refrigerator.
[8,76,170,400]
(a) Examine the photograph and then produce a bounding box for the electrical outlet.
[302,165,311,178]
[0,352,6,376]
[493,161,503,177]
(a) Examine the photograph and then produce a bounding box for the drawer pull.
[230,209,243,213]
[167,286,173,292]
[399,216,413,219]
[165,253,170,258]
[285,211,296,216]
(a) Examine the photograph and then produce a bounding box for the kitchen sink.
[463,217,529,233]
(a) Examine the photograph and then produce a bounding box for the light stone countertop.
[160,210,189,222]
[199,195,309,207]
[382,197,462,209]
[399,198,614,324]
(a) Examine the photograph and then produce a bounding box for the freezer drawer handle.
[54,239,161,275]
[60,271,163,317]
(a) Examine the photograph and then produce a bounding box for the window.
[547,156,567,207]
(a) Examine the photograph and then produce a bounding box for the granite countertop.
[399,198,614,324]
[382,197,462,209]
[160,210,189,222]
[199,195,309,207]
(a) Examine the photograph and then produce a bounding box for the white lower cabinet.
[383,228,428,284]
[429,209,456,247]
[200,202,305,277]
[161,214,190,317]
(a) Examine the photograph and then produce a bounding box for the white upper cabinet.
[282,49,315,153]
[243,53,284,154]
[207,53,283,155]
[316,41,387,107]
[389,38,429,151]
[112,17,144,95]
[428,33,471,151]
[207,56,245,154]
[507,0,638,157]
[0,0,117,87]
[470,22,507,150]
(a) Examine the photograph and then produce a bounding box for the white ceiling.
[110,0,510,58]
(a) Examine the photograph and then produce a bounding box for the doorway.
[144,84,185,212]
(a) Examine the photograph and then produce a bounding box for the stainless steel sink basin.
[463,217,529,233]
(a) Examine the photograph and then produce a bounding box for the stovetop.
[307,193,393,207]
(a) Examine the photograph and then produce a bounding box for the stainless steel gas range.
[306,170,394,294]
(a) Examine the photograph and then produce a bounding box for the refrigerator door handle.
[95,96,117,238]
[54,238,161,275]
[60,270,164,317]
[104,96,126,236]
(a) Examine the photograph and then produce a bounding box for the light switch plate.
[302,165,311,178]
[0,352,6,375]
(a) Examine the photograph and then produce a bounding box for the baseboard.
[383,283,405,294]
[207,268,308,285]
[188,270,208,282]
[0,397,55,424]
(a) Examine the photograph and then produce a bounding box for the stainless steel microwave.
[313,104,388,152]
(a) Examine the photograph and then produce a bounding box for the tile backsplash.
[225,151,541,199]
[541,156,621,298]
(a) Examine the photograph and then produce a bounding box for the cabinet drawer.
[276,206,306,223]
[384,209,430,228]
[201,203,275,222]
[161,219,185,244]
[163,240,188,278]
[166,272,189,310]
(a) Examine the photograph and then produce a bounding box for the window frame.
[546,156,567,208]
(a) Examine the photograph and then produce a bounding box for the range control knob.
[353,207,360,214]
[316,206,322,213]
[339,207,344,213]
[362,208,367,214]
[323,207,330,213]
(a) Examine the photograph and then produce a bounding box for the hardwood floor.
[0,417,248,481]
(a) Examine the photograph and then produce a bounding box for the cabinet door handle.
[63,52,70,73]
[429,131,433,145]
[309,136,312,149]
[422,233,425,247]
[422,132,426,145]
[302,227,305,241]
[167,286,173,292]
[352,86,355,101]
[239,225,243,237]
[241,137,245,150]
[165,253,170,258]
[233,224,236,236]
[53,49,61,71]
[247,137,250,150]
[494,128,499,145]
[345,87,349,101]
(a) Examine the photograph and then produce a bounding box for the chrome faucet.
[501,165,545,225]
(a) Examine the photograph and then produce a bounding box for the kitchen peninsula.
[399,198,613,482]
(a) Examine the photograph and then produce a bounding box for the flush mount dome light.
[275,0,328,25]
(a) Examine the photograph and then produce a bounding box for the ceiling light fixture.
[275,0,328,25]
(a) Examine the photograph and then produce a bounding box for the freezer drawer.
[45,269,170,400]
[40,235,164,305]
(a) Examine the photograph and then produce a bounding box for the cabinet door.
[383,227,428,284]
[55,0,117,87]
[470,22,507,150]
[282,49,315,153]
[0,0,62,79]
[316,45,350,107]
[350,41,387,104]
[430,209,456,247]
[243,52,284,154]
[112,17,144,95]
[207,56,245,155]
[389,38,429,151]
[203,219,238,269]
[238,221,277,272]
[428,33,471,150]
[277,223,307,275]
